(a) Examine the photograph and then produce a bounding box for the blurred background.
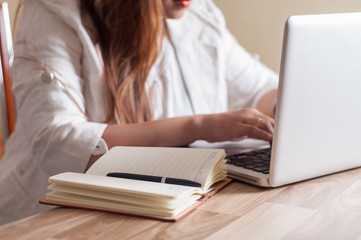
[213,0,361,72]
[3,0,361,72]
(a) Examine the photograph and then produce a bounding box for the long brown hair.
[81,0,166,123]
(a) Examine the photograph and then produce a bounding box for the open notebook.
[40,146,230,221]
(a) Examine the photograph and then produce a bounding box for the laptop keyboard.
[226,148,271,174]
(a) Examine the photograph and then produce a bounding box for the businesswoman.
[0,0,278,224]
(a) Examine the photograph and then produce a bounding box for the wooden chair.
[0,2,15,157]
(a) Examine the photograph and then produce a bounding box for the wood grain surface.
[2,168,361,239]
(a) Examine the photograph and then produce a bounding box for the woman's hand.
[88,108,274,169]
[101,108,274,153]
[197,108,274,143]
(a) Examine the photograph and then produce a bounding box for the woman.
[0,0,277,224]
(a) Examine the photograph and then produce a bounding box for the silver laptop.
[193,12,361,187]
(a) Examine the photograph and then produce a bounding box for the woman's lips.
[175,0,191,8]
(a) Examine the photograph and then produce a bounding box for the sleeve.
[224,29,279,109]
[208,1,279,109]
[11,2,107,175]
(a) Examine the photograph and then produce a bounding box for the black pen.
[106,172,202,188]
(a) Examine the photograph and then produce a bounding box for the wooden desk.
[1,168,361,239]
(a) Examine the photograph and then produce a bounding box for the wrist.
[192,115,206,141]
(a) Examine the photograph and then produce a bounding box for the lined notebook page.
[86,147,225,186]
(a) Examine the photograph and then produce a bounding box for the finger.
[255,118,274,134]
[258,119,273,134]
[265,121,274,134]
[230,136,248,142]
[232,108,275,127]
[240,124,273,142]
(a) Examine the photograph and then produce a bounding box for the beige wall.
[4,0,361,73]
[1,0,20,33]
[213,0,361,73]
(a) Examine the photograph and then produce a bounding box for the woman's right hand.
[196,108,274,143]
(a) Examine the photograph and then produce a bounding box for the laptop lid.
[269,12,361,186]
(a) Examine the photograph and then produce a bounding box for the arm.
[257,89,278,118]
[13,1,107,174]
[104,110,274,148]
[87,108,274,169]
[205,1,278,115]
